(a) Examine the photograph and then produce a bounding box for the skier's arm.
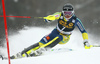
[44,12,61,22]
[76,18,92,49]
[76,18,88,40]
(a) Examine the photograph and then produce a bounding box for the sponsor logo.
[43,38,48,42]
[77,22,84,31]
[59,20,74,28]
[55,15,60,17]
[46,36,50,40]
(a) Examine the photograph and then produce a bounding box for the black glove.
[83,40,92,49]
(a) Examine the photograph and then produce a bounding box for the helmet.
[63,3,74,11]
[62,3,74,19]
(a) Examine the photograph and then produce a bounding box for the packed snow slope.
[0,27,100,64]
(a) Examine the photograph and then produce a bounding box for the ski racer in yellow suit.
[10,3,93,59]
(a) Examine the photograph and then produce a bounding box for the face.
[63,11,74,19]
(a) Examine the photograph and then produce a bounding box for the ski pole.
[92,45,100,47]
[0,15,56,20]
[0,15,46,19]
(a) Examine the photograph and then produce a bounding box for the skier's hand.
[83,40,92,49]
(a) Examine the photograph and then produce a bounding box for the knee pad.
[59,34,70,44]
[39,42,44,47]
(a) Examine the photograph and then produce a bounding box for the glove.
[83,40,92,49]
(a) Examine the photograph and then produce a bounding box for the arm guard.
[44,12,61,22]
[82,33,88,40]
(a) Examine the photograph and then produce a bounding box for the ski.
[92,45,100,47]
[0,48,73,60]
[50,48,73,52]
[0,45,99,60]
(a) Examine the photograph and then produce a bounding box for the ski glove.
[83,40,92,49]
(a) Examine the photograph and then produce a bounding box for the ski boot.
[30,47,47,56]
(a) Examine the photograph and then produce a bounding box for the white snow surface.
[0,26,100,64]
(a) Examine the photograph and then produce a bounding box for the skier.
[10,3,92,59]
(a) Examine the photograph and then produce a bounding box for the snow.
[0,26,100,64]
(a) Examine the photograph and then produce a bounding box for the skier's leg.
[39,36,61,48]
[10,42,40,59]
[39,28,61,48]
[29,29,62,56]
[28,32,71,57]
[10,28,60,59]
[21,43,40,57]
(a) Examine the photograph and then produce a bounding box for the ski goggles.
[63,11,74,15]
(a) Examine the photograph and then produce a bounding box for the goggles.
[63,11,74,15]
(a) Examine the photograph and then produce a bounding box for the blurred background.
[0,0,100,47]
